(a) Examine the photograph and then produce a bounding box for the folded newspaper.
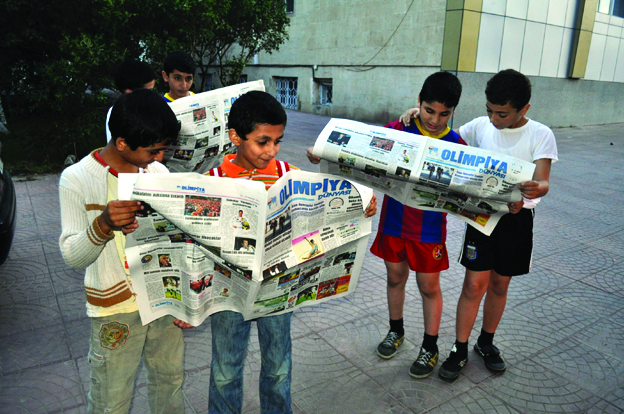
[162,80,265,174]
[312,118,536,235]
[120,170,374,326]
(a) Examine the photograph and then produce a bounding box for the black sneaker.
[409,347,438,378]
[474,342,506,372]
[376,331,404,359]
[438,344,468,383]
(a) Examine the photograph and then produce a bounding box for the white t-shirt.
[459,116,558,208]
[106,106,113,143]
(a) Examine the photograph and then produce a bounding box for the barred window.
[285,0,294,13]
[319,81,332,106]
[275,77,298,109]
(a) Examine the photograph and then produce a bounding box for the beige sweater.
[59,151,168,309]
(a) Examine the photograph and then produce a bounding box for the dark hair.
[229,91,287,140]
[486,69,532,110]
[114,59,156,92]
[163,51,196,75]
[419,71,462,109]
[108,89,181,150]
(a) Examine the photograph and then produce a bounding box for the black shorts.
[459,208,534,276]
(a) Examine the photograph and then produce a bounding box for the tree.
[0,0,289,165]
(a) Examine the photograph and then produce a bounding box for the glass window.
[275,77,298,109]
[598,0,624,18]
[319,81,332,106]
[285,0,294,13]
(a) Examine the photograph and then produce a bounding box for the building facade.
[218,0,624,128]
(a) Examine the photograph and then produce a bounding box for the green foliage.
[0,0,289,173]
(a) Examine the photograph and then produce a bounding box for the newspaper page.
[162,80,265,174]
[121,170,374,326]
[311,118,536,235]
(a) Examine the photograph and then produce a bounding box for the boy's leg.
[409,272,442,378]
[209,311,252,414]
[142,315,184,413]
[438,269,490,383]
[86,312,147,414]
[257,313,293,414]
[377,259,410,359]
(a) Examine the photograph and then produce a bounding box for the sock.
[422,333,438,353]
[477,329,495,348]
[389,318,404,337]
[452,340,468,359]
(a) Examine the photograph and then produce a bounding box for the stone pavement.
[1,110,623,413]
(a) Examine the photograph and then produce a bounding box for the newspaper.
[162,80,265,174]
[120,170,374,326]
[312,118,536,235]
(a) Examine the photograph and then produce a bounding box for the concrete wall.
[455,71,624,128]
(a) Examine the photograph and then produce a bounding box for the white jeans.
[87,312,184,414]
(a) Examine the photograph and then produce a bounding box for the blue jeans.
[209,311,292,414]
[87,312,184,414]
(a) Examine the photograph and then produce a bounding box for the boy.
[206,91,376,413]
[162,51,196,102]
[59,89,185,412]
[307,71,464,379]
[437,69,558,383]
[404,69,558,382]
[106,59,157,142]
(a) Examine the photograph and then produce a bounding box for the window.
[275,77,298,109]
[203,74,213,92]
[318,80,333,106]
[285,0,294,13]
[598,0,624,18]
[238,74,248,84]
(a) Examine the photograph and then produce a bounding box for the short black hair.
[108,89,181,150]
[229,91,287,140]
[163,51,196,75]
[114,59,156,92]
[486,69,532,110]
[419,71,462,109]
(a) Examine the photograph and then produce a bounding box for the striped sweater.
[59,150,168,314]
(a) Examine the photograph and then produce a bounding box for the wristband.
[93,217,114,240]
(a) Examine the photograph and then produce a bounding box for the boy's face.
[118,138,170,168]
[162,69,194,100]
[229,123,284,171]
[418,99,455,136]
[486,101,530,129]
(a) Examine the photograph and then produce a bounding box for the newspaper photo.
[162,80,265,174]
[311,118,536,235]
[120,170,374,326]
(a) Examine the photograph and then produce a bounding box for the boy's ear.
[115,137,128,151]
[519,103,531,116]
[229,129,243,147]
[162,71,169,82]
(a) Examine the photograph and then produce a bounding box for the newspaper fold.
[163,80,265,173]
[312,118,536,235]
[120,170,374,326]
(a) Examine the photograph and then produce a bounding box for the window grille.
[285,0,294,13]
[275,77,298,109]
[319,82,332,106]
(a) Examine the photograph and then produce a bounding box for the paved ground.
[1,110,623,413]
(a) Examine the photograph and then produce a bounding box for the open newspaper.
[312,119,536,235]
[162,80,265,174]
[120,170,374,326]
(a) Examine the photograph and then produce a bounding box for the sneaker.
[474,342,506,372]
[409,347,438,378]
[438,344,468,383]
[376,331,404,359]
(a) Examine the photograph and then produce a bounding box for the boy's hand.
[364,194,378,217]
[306,147,321,164]
[507,200,524,214]
[99,200,144,234]
[173,319,194,329]
[518,181,541,199]
[400,107,420,126]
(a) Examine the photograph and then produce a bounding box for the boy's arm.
[59,183,143,270]
[518,158,552,199]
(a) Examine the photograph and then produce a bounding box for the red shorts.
[370,232,449,273]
